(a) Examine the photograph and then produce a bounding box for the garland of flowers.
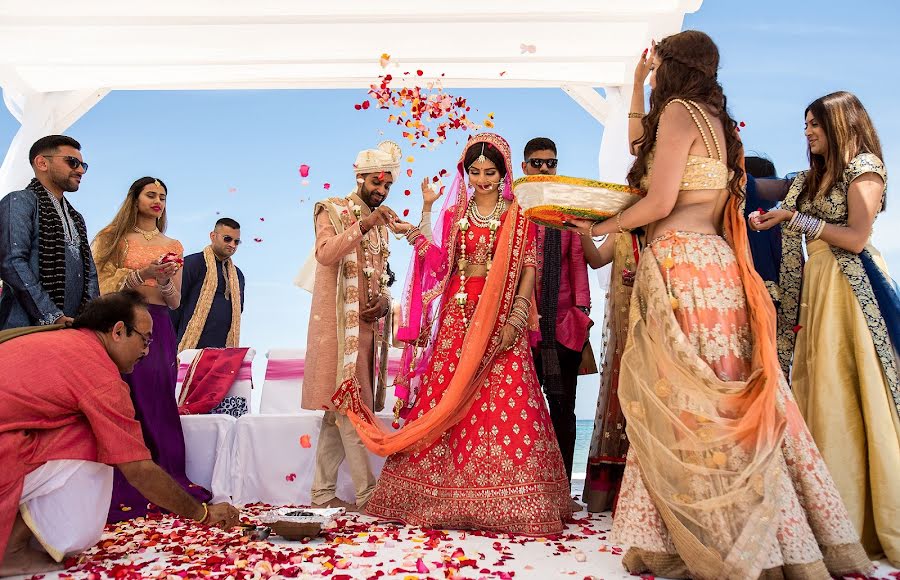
[351,200,391,300]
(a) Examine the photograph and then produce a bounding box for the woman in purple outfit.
[92,176,211,522]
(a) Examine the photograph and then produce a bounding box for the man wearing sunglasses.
[522,137,593,511]
[172,217,246,351]
[0,135,99,330]
[0,290,240,577]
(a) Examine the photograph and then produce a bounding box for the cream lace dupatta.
[617,198,788,579]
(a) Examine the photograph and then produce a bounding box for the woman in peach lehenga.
[567,31,871,578]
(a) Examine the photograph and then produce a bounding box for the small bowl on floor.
[268,521,322,541]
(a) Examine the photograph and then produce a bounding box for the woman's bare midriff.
[136,286,168,306]
[462,266,489,278]
[645,188,728,242]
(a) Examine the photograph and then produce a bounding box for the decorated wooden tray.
[513,175,644,230]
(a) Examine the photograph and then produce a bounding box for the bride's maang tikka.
[468,143,489,170]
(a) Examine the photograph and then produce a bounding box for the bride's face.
[467,158,501,194]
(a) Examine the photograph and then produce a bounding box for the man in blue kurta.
[0,135,99,329]
[171,218,245,351]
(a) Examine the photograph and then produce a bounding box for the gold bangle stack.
[160,279,177,297]
[405,226,422,244]
[616,213,631,234]
[628,112,645,119]
[126,269,144,289]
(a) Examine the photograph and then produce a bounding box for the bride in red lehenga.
[332,133,571,535]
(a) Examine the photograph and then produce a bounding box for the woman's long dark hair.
[802,91,885,210]
[627,30,744,199]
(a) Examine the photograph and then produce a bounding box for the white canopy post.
[0,88,108,196]
[597,86,634,183]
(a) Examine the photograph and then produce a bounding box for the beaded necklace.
[454,197,504,326]
[351,200,390,302]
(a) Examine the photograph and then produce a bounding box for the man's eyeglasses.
[125,324,153,348]
[42,155,89,172]
[527,158,558,169]
[220,234,241,246]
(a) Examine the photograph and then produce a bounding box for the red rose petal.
[416,70,423,76]
[406,168,413,177]
[299,164,310,177]
[792,324,803,334]
[324,183,331,190]
[362,100,370,110]
[403,209,410,217]
[299,434,312,448]
[404,189,411,196]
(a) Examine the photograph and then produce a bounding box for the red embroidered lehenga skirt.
[365,275,571,535]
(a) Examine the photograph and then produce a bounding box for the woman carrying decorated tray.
[332,133,571,535]
[566,32,871,578]
[750,90,900,566]
[92,177,211,522]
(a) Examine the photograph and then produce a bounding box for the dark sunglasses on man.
[221,234,241,246]
[42,155,89,172]
[527,158,558,169]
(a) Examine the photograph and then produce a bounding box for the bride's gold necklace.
[133,225,160,241]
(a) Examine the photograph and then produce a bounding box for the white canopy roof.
[0,0,702,194]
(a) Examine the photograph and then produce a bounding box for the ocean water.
[573,419,594,478]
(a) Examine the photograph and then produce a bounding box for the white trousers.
[311,411,376,505]
[20,460,113,562]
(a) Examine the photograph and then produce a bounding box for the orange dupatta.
[333,200,533,456]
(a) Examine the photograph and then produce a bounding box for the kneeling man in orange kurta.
[0,290,241,578]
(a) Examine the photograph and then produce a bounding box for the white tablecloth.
[210,413,389,505]
[181,414,236,502]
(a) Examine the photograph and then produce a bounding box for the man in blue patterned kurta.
[0,135,98,329]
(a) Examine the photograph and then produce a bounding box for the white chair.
[174,348,201,402]
[176,348,255,407]
[179,348,255,502]
[259,348,307,414]
[182,414,236,502]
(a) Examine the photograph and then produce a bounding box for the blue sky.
[1,1,897,418]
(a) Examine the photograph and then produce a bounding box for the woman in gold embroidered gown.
[750,91,900,566]
[567,32,872,578]
[92,177,211,523]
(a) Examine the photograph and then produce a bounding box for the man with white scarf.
[303,141,402,510]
